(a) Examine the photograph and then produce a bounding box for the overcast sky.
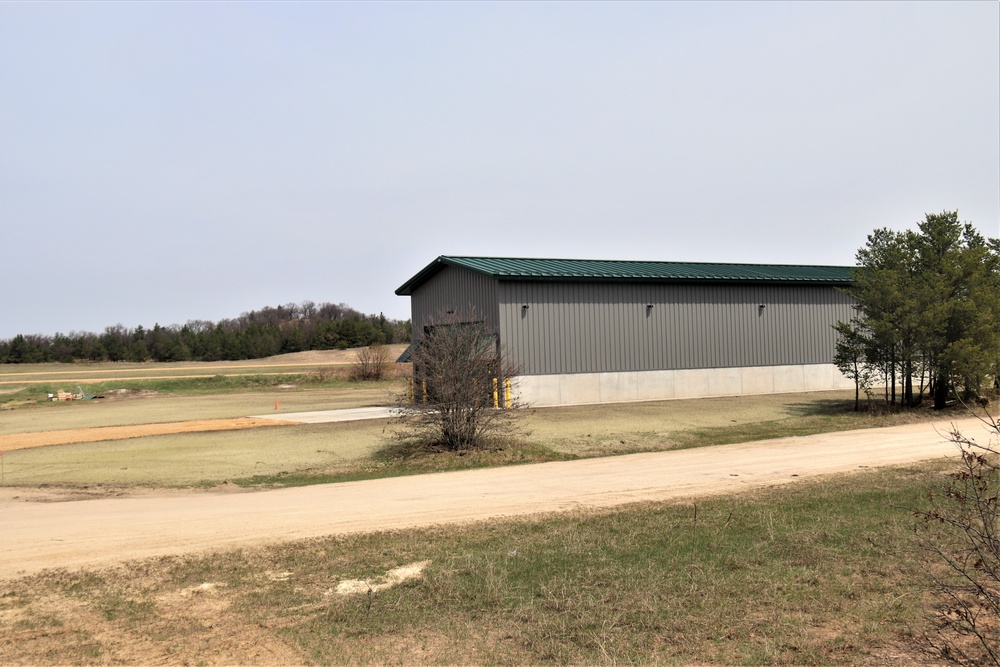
[1,1,997,339]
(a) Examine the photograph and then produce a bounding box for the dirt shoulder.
[1,417,989,580]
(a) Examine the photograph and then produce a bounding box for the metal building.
[396,256,856,406]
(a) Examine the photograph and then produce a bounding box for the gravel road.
[1,417,990,580]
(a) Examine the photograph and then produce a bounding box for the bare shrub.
[916,410,1000,665]
[394,315,522,451]
[351,344,391,381]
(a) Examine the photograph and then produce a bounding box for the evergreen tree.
[838,212,1000,409]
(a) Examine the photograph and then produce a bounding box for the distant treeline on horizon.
[0,301,411,364]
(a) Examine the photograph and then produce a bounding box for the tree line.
[0,301,411,364]
[835,211,1000,411]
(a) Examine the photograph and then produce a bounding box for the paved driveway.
[252,406,395,423]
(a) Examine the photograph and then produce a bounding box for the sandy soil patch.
[0,417,297,452]
[0,580,309,666]
[333,560,433,596]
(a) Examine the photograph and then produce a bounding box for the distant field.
[0,386,399,434]
[0,346,408,387]
[0,349,406,486]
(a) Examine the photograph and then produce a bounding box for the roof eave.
[395,256,501,296]
[395,257,445,296]
[397,256,855,294]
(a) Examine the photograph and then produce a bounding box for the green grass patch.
[1,465,944,665]
[232,438,576,488]
[89,372,352,394]
[1,372,391,405]
[531,394,955,458]
[668,410,932,450]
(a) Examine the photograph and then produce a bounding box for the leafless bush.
[916,410,1000,665]
[394,315,522,451]
[351,344,391,381]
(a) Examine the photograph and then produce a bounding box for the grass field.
[0,386,937,489]
[0,353,984,664]
[0,383,399,434]
[0,347,408,418]
[0,465,950,665]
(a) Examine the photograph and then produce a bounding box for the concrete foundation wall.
[515,364,854,407]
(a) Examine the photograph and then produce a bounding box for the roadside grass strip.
[0,465,942,666]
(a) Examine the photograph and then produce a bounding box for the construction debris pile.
[47,387,104,401]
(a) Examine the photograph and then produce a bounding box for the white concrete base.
[516,364,855,407]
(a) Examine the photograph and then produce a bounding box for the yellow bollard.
[492,377,499,409]
[422,380,428,403]
[505,378,512,409]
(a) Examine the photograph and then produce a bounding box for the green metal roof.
[396,256,854,295]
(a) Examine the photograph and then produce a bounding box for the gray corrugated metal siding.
[498,281,854,375]
[411,265,499,337]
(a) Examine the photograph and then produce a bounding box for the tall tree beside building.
[913,213,1000,408]
[837,212,1000,409]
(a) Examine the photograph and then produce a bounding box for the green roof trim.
[396,256,854,295]
[396,340,417,363]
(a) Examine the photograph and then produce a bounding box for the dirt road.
[1,417,991,580]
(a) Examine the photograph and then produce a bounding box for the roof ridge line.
[439,255,854,269]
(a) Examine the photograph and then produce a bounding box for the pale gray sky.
[1,1,997,339]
